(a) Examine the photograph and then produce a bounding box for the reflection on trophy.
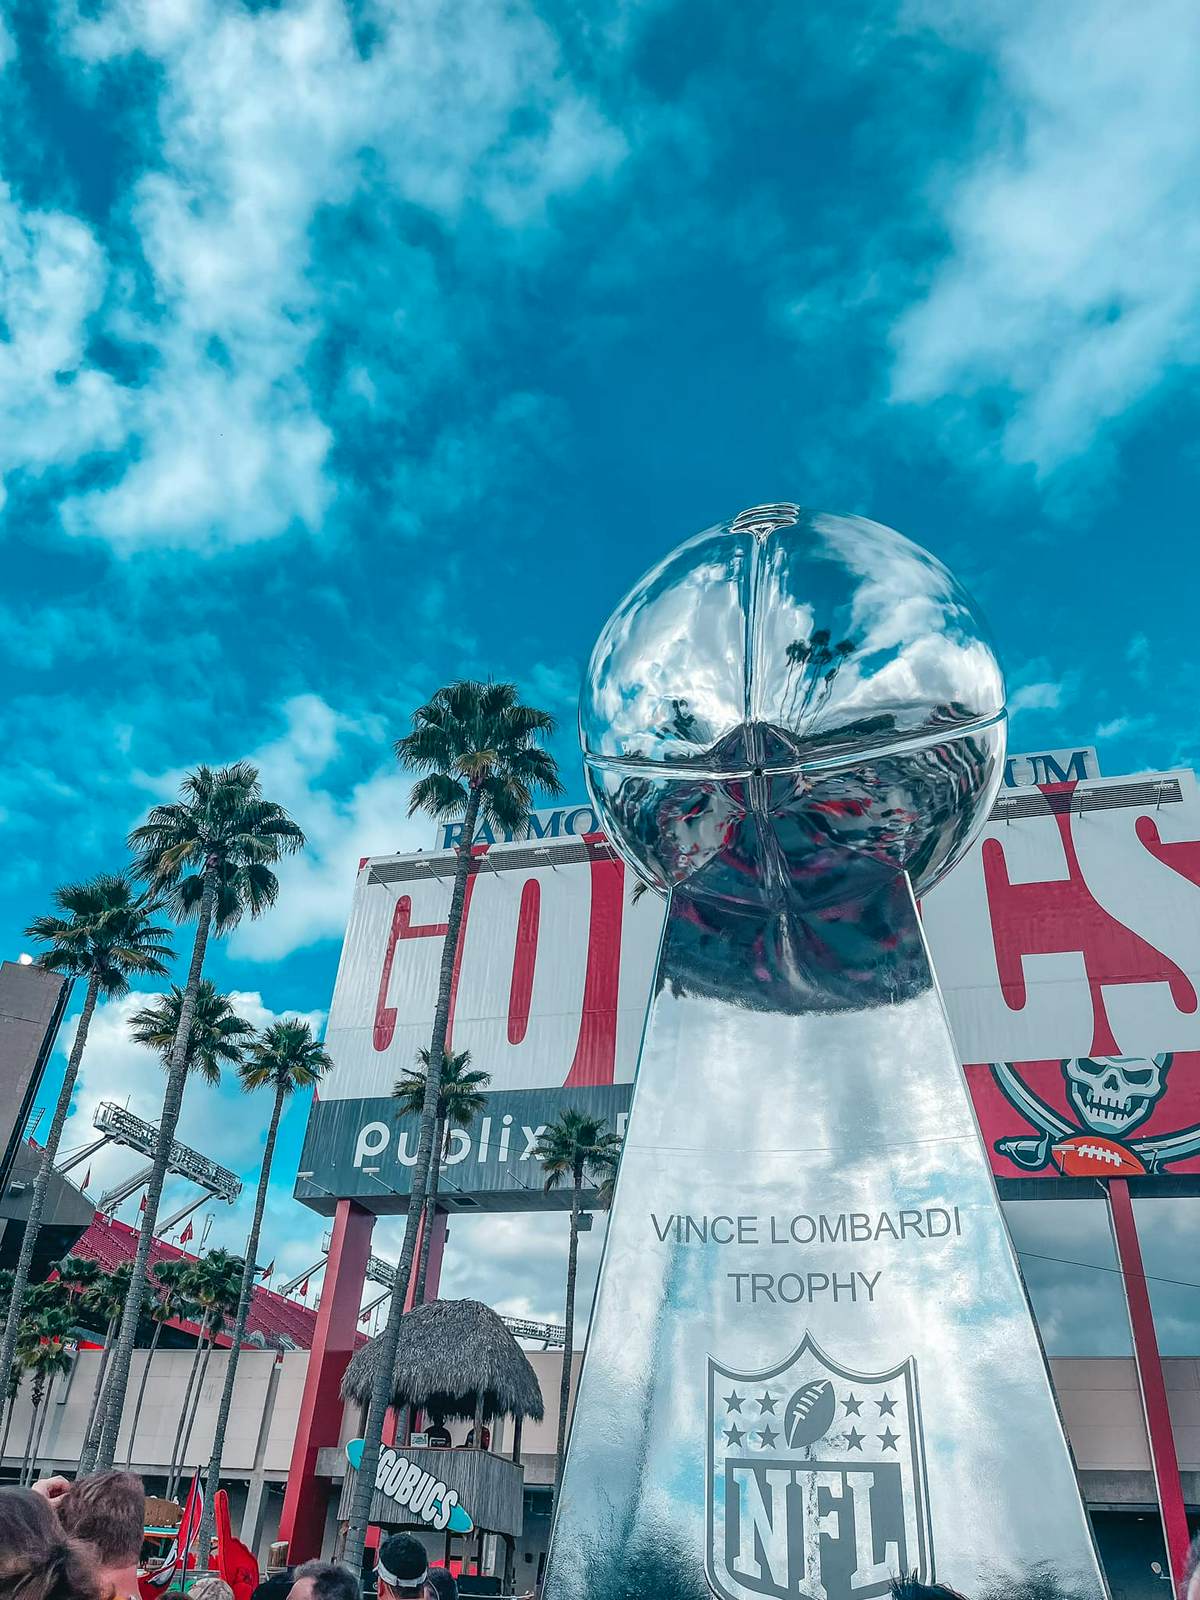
[542,504,1107,1600]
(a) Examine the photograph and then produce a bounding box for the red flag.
[214,1488,258,1600]
[138,1193,147,1214]
[139,1471,203,1596]
[258,1260,274,1281]
[359,1307,370,1324]
[82,1166,91,1189]
[179,1220,195,1246]
[297,1276,309,1297]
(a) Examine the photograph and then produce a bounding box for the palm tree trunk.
[168,1315,211,1499]
[125,1319,164,1468]
[0,1375,21,1467]
[77,1314,117,1473]
[20,1382,44,1484]
[0,972,98,1389]
[554,1165,582,1501]
[414,1118,446,1305]
[28,1371,57,1481]
[344,783,481,1572]
[197,1082,285,1553]
[174,1320,218,1495]
[95,862,217,1468]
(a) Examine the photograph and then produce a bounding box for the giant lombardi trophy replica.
[542,505,1107,1600]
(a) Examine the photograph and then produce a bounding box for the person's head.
[287,1560,360,1600]
[424,1569,458,1600]
[1184,1531,1200,1600]
[890,1580,969,1600]
[376,1535,430,1599]
[57,1470,144,1596]
[188,1579,235,1600]
[251,1571,296,1600]
[0,1486,105,1600]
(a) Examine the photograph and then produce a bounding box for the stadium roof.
[72,1212,367,1353]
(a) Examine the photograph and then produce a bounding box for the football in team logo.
[706,1333,932,1600]
[990,1055,1200,1177]
[784,1379,838,1448]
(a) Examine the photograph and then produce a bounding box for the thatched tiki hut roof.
[341,1299,545,1424]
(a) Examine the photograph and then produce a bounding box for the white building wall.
[5,1346,1197,1562]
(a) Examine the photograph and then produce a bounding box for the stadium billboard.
[297,764,1200,1212]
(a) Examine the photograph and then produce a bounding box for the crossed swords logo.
[990,1061,1200,1174]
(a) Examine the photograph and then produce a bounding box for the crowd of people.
[0,1475,465,1600]
[2,1467,1199,1600]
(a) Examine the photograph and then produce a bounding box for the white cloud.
[134,692,427,961]
[0,0,626,552]
[1126,631,1151,687]
[373,1207,607,1335]
[525,659,582,714]
[1009,679,1064,714]
[55,986,326,1237]
[891,0,1200,473]
[0,186,125,507]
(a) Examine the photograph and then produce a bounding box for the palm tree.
[0,876,173,1395]
[344,680,561,1569]
[77,1264,142,1472]
[125,1260,198,1469]
[197,1022,332,1551]
[130,980,256,1084]
[536,1110,623,1500]
[95,763,304,1468]
[169,1248,243,1499]
[0,1267,22,1468]
[1,1351,26,1468]
[18,1307,74,1484]
[394,1048,491,1302]
[164,1261,215,1494]
[54,1254,103,1300]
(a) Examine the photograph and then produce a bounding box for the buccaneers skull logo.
[990,1054,1200,1176]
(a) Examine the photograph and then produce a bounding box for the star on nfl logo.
[706,1333,933,1600]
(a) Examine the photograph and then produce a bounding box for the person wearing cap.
[376,1533,433,1600]
[424,1568,457,1600]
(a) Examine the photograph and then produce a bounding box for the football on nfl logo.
[706,1334,932,1600]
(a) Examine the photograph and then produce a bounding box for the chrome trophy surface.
[542,505,1106,1600]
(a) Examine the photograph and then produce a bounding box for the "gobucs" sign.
[706,1336,931,1600]
[344,1439,473,1533]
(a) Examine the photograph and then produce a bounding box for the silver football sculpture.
[581,502,1006,909]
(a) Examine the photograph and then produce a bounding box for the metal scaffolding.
[60,1101,242,1233]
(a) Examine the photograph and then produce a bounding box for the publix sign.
[435,803,599,851]
[345,1438,474,1533]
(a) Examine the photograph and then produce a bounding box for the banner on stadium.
[305,765,1200,1204]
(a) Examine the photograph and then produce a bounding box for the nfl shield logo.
[706,1333,933,1600]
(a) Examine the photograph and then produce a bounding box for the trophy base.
[543,875,1107,1600]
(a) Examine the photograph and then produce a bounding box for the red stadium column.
[1107,1179,1190,1588]
[279,1199,375,1562]
[404,1208,449,1311]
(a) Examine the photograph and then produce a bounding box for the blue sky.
[2,0,1198,1327]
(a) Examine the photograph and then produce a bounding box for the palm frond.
[408,772,470,821]
[238,1018,331,1095]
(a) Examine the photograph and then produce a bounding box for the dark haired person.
[287,1563,359,1600]
[0,1485,105,1600]
[250,1571,296,1600]
[424,1569,458,1600]
[57,1470,145,1600]
[375,1534,433,1599]
[1184,1532,1200,1600]
[890,1578,969,1600]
